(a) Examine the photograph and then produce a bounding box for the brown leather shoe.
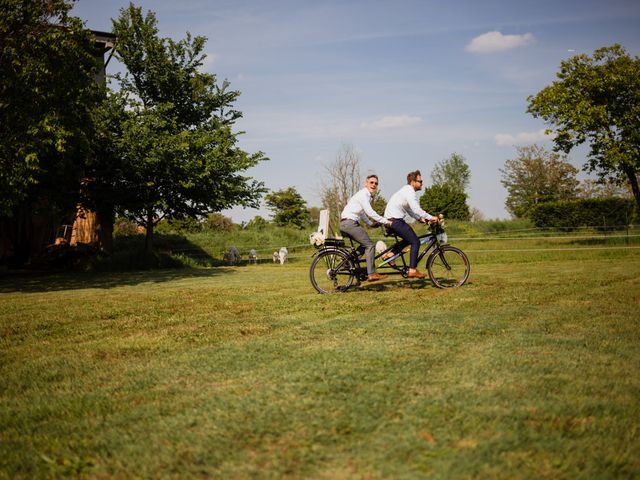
[407,270,426,279]
[367,272,387,282]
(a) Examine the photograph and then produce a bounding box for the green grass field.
[1,236,639,478]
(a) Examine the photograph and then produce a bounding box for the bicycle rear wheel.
[426,245,470,288]
[310,249,355,294]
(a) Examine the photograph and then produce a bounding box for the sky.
[72,0,640,222]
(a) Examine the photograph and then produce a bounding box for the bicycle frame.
[374,230,440,276]
[312,227,443,279]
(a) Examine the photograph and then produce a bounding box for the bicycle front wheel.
[426,245,470,288]
[310,249,355,294]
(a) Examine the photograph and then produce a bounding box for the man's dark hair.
[406,170,421,184]
[366,174,379,181]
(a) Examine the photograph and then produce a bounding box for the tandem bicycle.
[309,217,470,294]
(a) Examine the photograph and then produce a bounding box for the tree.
[265,187,310,228]
[106,4,266,252]
[500,144,579,218]
[428,152,471,219]
[0,0,99,217]
[420,184,470,220]
[320,143,362,229]
[578,178,633,199]
[431,153,471,193]
[527,44,640,213]
[205,213,235,232]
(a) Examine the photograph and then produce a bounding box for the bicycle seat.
[383,225,396,238]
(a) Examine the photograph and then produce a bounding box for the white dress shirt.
[340,188,387,226]
[384,185,433,221]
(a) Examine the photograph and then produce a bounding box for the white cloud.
[200,52,219,72]
[361,115,423,130]
[466,31,536,53]
[495,129,552,146]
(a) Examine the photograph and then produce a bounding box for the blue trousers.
[389,218,420,269]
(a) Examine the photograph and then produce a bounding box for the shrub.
[114,217,140,237]
[420,184,470,220]
[205,213,235,232]
[529,197,636,231]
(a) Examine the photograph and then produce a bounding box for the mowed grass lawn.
[1,244,639,479]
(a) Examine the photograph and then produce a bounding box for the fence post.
[626,210,629,245]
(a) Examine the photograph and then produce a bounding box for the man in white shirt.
[384,170,437,279]
[340,175,392,282]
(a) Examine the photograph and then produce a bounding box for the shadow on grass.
[0,267,235,294]
[354,277,475,293]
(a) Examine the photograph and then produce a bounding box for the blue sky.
[72,0,640,222]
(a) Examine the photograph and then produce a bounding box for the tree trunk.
[144,209,154,254]
[624,165,640,214]
[96,208,114,254]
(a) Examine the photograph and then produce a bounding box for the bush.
[420,184,470,220]
[205,213,235,232]
[156,217,204,234]
[529,197,636,231]
[114,217,140,236]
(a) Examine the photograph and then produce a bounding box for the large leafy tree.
[0,0,99,217]
[500,144,579,218]
[527,45,640,212]
[265,187,310,228]
[426,152,471,220]
[106,4,266,251]
[430,153,471,194]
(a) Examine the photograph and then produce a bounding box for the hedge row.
[529,197,637,230]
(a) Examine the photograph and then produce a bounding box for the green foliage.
[105,4,267,249]
[431,152,471,193]
[205,213,235,232]
[244,215,269,230]
[113,217,139,237]
[265,187,310,228]
[155,216,204,234]
[420,184,470,220]
[0,0,100,217]
[500,144,579,218]
[529,197,636,231]
[527,44,640,212]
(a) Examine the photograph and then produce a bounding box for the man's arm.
[406,190,433,222]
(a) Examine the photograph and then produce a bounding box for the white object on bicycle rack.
[375,240,387,255]
[309,231,325,246]
[310,209,330,246]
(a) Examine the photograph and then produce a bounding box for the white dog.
[248,249,258,264]
[278,247,288,265]
[272,251,279,263]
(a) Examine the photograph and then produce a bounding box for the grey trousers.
[340,219,376,275]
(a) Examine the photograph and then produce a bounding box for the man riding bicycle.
[384,170,438,279]
[340,174,392,282]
